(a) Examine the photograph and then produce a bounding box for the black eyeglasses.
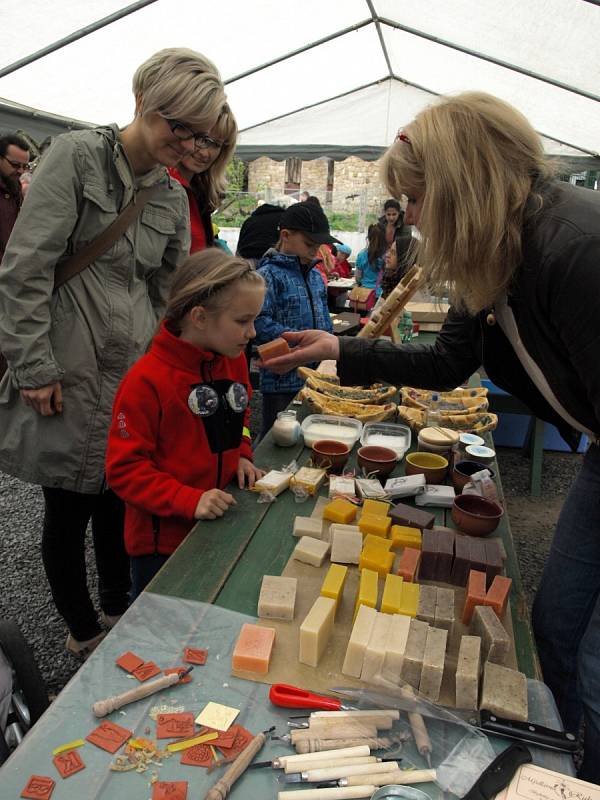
[1,155,30,171]
[165,119,224,151]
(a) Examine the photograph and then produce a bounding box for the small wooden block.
[53,750,85,779]
[20,776,55,800]
[164,667,192,683]
[115,651,144,673]
[183,647,208,665]
[133,661,162,682]
[86,720,132,753]
[156,713,196,739]
[180,743,213,767]
[152,781,188,800]
[196,702,240,732]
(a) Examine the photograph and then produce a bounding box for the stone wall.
[300,159,330,197]
[334,157,385,212]
[247,157,286,194]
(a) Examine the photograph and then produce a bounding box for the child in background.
[332,243,352,278]
[355,224,386,297]
[106,250,265,597]
[255,202,338,439]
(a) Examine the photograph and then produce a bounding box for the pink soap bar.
[231,623,276,674]
[396,547,421,582]
[484,575,512,618]
[462,569,487,625]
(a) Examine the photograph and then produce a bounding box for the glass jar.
[271,410,301,447]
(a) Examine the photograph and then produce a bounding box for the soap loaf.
[416,584,437,625]
[382,613,411,683]
[434,587,455,632]
[470,604,510,665]
[419,626,448,702]
[455,635,481,710]
[299,596,336,667]
[343,604,378,677]
[480,661,528,722]
[361,612,393,682]
[400,618,429,689]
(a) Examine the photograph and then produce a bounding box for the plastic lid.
[418,426,459,446]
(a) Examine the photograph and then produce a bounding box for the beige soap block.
[434,587,455,632]
[342,603,378,678]
[416,585,437,625]
[258,575,297,621]
[382,613,412,684]
[331,528,363,564]
[401,618,429,689]
[329,475,356,498]
[419,626,448,702]
[252,469,292,496]
[293,536,331,567]
[291,466,327,496]
[456,635,481,710]
[480,661,528,721]
[470,604,510,665]
[293,516,325,540]
[361,612,393,682]
[299,596,336,667]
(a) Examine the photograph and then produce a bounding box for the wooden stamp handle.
[204,731,266,800]
[92,672,180,717]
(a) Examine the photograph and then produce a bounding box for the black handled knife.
[464,743,532,800]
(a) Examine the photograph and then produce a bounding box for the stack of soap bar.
[388,502,435,531]
[462,569,487,624]
[323,498,357,524]
[343,603,377,677]
[390,525,422,551]
[299,596,336,667]
[293,536,330,567]
[320,563,348,612]
[419,626,448,701]
[470,605,510,665]
[380,573,404,614]
[382,613,411,683]
[450,535,507,588]
[361,612,393,682]
[232,623,276,674]
[293,516,324,540]
[397,581,420,618]
[257,575,297,621]
[480,661,528,721]
[401,618,429,688]
[359,514,391,538]
[416,584,437,625]
[436,529,456,581]
[290,467,327,496]
[434,587,455,632]
[484,540,505,585]
[419,530,438,580]
[469,538,487,575]
[354,568,379,619]
[362,499,391,517]
[330,527,362,564]
[252,470,292,496]
[484,575,512,618]
[450,534,471,585]
[455,635,481,710]
[329,475,356,498]
[396,547,421,582]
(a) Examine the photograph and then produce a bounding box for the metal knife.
[329,687,578,754]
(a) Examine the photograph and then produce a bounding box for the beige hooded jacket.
[0,125,190,493]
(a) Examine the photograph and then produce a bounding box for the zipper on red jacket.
[152,515,160,554]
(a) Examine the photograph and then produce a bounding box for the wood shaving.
[149,704,184,720]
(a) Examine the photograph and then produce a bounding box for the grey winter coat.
[0,125,190,493]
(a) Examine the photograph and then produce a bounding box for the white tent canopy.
[1,0,599,167]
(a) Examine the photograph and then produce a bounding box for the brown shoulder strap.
[53,185,158,292]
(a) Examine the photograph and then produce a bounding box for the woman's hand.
[260,330,340,374]
[237,457,264,489]
[19,382,63,416]
[193,489,236,520]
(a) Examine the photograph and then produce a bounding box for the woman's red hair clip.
[396,131,411,144]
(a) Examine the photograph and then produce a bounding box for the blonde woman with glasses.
[0,47,236,658]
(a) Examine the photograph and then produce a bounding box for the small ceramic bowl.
[311,439,351,474]
[452,459,496,493]
[459,432,485,453]
[405,451,449,484]
[417,427,459,456]
[357,445,398,478]
[451,494,503,536]
[465,444,496,464]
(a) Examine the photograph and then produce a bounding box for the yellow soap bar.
[381,573,404,614]
[323,498,357,525]
[354,568,379,620]
[362,533,392,552]
[362,499,391,517]
[397,581,420,618]
[359,548,395,577]
[390,525,422,551]
[320,563,348,612]
[359,514,391,538]
[290,466,327,496]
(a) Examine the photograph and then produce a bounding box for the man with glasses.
[0,134,30,261]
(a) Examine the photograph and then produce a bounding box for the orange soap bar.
[397,547,421,582]
[257,338,290,361]
[462,569,487,625]
[485,575,512,618]
[231,623,276,674]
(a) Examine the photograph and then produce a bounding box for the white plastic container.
[360,422,411,460]
[271,410,301,446]
[465,444,496,464]
[301,414,362,448]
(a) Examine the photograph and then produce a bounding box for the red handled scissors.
[269,683,353,711]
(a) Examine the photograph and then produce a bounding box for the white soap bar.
[258,575,297,621]
[330,528,363,564]
[329,475,356,498]
[253,469,292,496]
[381,613,412,684]
[455,635,481,710]
[384,474,426,500]
[293,536,331,567]
[419,626,448,701]
[434,587,455,632]
[415,485,456,508]
[401,618,429,689]
[294,516,325,540]
[299,596,336,667]
[342,604,378,678]
[480,661,528,721]
[361,612,393,682]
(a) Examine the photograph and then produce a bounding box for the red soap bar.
[257,337,290,362]
[485,575,513,618]
[53,750,85,778]
[462,569,487,625]
[397,547,421,582]
[115,651,144,673]
[21,776,55,799]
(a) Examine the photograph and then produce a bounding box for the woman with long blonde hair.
[260,92,600,780]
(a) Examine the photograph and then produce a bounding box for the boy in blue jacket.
[255,202,339,439]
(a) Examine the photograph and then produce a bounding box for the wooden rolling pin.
[294,737,396,754]
[204,727,271,800]
[278,787,376,800]
[408,710,433,767]
[92,669,191,717]
[278,745,371,767]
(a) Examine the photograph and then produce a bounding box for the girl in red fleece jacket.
[106,249,265,597]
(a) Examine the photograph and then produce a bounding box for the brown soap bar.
[388,502,435,531]
[484,539,504,585]
[480,661,528,722]
[470,604,511,665]
[436,529,455,582]
[469,538,487,575]
[418,530,438,581]
[450,534,471,586]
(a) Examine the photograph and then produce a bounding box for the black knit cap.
[279,202,341,245]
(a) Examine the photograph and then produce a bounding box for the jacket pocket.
[75,181,121,258]
[136,206,178,271]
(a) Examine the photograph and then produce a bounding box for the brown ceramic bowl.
[452,460,496,493]
[312,439,351,473]
[451,494,503,536]
[357,445,398,478]
[405,451,449,484]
